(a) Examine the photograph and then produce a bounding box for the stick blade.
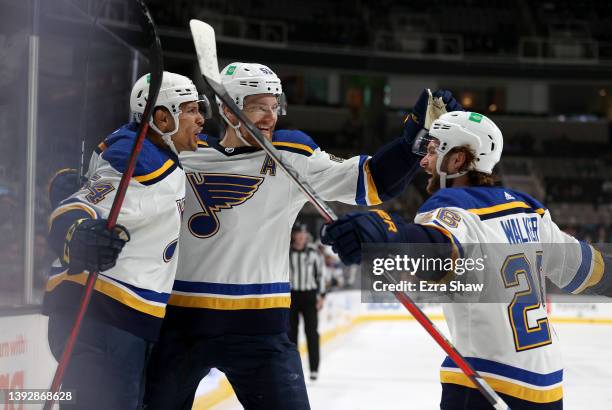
[190,19,221,84]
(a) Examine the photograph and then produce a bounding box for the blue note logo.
[163,239,178,262]
[186,173,264,238]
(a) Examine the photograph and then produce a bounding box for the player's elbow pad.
[584,253,612,298]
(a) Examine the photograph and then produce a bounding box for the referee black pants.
[288,290,320,373]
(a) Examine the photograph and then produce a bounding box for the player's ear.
[450,151,467,173]
[153,107,175,133]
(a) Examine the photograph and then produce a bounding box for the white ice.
[211,320,612,410]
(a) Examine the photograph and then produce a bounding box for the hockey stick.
[382,272,510,410]
[189,19,509,410]
[43,1,163,409]
[189,20,336,223]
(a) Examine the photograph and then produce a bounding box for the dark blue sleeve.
[584,251,612,298]
[368,137,421,201]
[399,223,450,244]
[399,223,452,281]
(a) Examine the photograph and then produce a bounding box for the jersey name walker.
[43,123,186,341]
[414,186,604,404]
[169,129,381,334]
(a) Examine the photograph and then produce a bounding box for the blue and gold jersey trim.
[94,141,107,154]
[356,156,382,206]
[197,133,209,148]
[168,280,291,310]
[440,356,563,403]
[45,267,169,318]
[272,141,314,156]
[48,199,99,232]
[419,187,547,220]
[422,221,465,260]
[468,201,545,221]
[133,159,177,186]
[99,123,180,186]
[271,129,318,156]
[563,242,605,294]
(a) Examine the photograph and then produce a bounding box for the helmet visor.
[197,94,213,119]
[412,130,439,157]
[278,93,287,116]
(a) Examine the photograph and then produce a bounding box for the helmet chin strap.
[149,113,180,155]
[436,154,468,189]
[219,109,252,147]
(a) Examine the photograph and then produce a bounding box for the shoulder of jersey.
[196,133,211,149]
[272,129,319,157]
[418,186,547,216]
[97,123,180,186]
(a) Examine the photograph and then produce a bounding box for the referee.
[288,223,325,381]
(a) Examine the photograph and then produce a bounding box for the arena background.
[0,0,611,408]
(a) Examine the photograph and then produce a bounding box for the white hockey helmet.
[130,71,208,154]
[413,111,503,187]
[217,62,286,146]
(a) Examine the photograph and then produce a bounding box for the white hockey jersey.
[43,123,186,340]
[168,129,382,334]
[414,186,605,404]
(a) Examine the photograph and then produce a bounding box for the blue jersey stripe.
[46,269,170,304]
[442,356,563,387]
[419,187,546,215]
[355,155,368,205]
[101,123,178,182]
[562,241,592,293]
[272,129,319,151]
[100,274,170,303]
[172,280,291,295]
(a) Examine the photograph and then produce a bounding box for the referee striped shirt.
[289,244,325,294]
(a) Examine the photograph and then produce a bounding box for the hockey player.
[43,72,207,409]
[321,111,612,409]
[142,62,462,410]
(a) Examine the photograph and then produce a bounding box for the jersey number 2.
[501,252,552,351]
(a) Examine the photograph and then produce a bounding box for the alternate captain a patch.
[186,173,264,238]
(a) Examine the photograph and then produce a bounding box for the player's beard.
[426,170,441,195]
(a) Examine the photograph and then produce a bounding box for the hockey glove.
[321,210,406,265]
[62,218,130,274]
[48,168,83,208]
[402,89,463,146]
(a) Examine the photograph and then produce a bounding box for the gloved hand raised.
[62,218,130,273]
[321,210,406,265]
[48,168,84,208]
[402,89,463,146]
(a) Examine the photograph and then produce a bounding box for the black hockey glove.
[48,168,84,208]
[402,89,463,146]
[321,210,407,265]
[62,218,130,274]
